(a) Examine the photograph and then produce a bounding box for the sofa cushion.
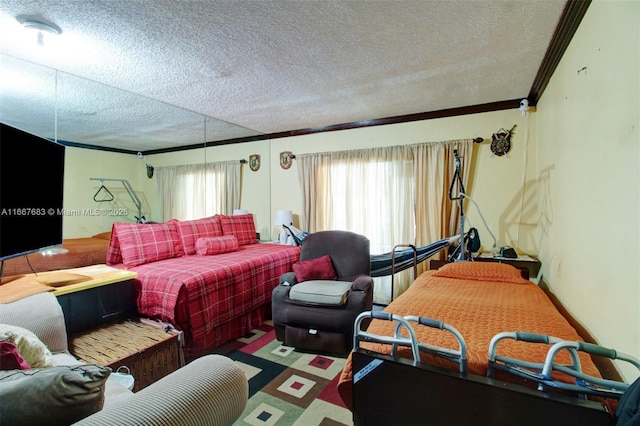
[289,280,352,306]
[220,214,258,246]
[0,324,54,369]
[293,254,338,282]
[114,220,184,267]
[0,341,30,370]
[177,216,224,255]
[0,364,110,426]
[195,235,239,255]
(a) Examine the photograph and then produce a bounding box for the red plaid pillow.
[106,223,122,265]
[176,216,224,255]
[195,235,239,255]
[113,220,184,267]
[219,214,258,246]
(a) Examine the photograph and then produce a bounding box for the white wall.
[536,0,639,382]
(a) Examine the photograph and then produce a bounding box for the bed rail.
[389,244,417,302]
[353,311,467,373]
[488,331,640,399]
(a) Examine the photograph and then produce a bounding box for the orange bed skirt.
[337,262,603,410]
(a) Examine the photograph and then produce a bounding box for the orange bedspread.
[337,262,602,409]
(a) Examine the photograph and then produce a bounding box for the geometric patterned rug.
[212,320,353,426]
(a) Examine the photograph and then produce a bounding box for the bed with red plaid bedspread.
[107,215,300,357]
[130,243,299,357]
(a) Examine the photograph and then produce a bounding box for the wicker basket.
[69,319,183,392]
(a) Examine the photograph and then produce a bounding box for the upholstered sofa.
[0,292,248,426]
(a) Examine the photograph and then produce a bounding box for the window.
[156,161,240,220]
[297,139,473,303]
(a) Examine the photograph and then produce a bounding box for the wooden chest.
[69,319,184,392]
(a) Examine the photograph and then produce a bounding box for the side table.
[473,253,541,282]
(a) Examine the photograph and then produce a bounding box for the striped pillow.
[195,235,239,255]
[176,216,224,255]
[114,220,184,267]
[219,214,258,246]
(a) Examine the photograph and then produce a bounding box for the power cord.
[516,110,530,249]
[460,192,497,251]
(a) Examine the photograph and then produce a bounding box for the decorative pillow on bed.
[219,214,258,246]
[176,216,224,255]
[113,220,184,267]
[0,364,110,425]
[195,235,239,255]
[293,254,338,282]
[431,261,529,284]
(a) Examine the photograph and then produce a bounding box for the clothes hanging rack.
[90,178,143,222]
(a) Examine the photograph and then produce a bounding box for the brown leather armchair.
[271,230,373,354]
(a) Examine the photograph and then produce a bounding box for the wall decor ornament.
[490,125,516,157]
[279,151,294,169]
[249,154,260,172]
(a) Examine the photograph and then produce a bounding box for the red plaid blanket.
[125,243,300,355]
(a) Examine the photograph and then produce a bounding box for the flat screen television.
[0,123,65,262]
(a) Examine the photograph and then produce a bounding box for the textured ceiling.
[0,0,568,152]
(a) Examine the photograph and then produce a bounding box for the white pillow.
[0,324,54,368]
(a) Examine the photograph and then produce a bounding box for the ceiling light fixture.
[19,18,62,46]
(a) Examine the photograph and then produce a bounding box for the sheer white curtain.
[297,146,414,303]
[296,139,474,303]
[155,161,240,220]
